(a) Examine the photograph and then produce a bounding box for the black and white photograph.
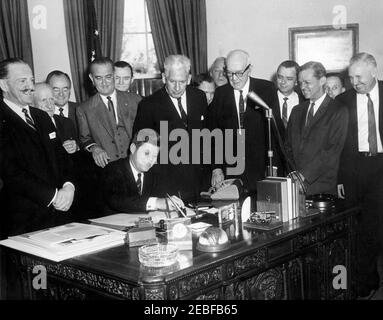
[1,0,383,309]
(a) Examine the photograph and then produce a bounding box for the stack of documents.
[0,223,126,262]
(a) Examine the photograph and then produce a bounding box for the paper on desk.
[89,211,179,228]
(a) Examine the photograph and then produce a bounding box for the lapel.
[125,158,140,195]
[227,87,239,129]
[302,95,332,136]
[160,88,187,129]
[94,94,115,138]
[116,91,133,137]
[2,102,41,143]
[53,115,64,141]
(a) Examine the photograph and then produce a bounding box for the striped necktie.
[22,108,36,130]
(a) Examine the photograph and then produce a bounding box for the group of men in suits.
[2,49,383,298]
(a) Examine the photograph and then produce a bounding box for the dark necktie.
[282,97,288,128]
[367,93,378,155]
[107,96,117,124]
[59,107,65,117]
[239,90,245,128]
[136,173,142,195]
[177,97,188,127]
[22,108,36,130]
[305,102,315,127]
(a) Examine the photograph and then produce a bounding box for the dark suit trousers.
[344,153,383,295]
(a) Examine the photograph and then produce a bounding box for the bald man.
[208,49,276,195]
[209,57,228,87]
[33,83,78,154]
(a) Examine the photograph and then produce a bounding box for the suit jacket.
[53,114,77,142]
[77,91,141,162]
[272,90,305,140]
[0,101,74,236]
[208,77,276,194]
[133,86,208,201]
[285,94,349,195]
[336,81,383,194]
[68,101,79,138]
[271,90,305,175]
[101,157,162,214]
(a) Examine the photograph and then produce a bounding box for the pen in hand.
[166,193,186,217]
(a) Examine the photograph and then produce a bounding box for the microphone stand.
[265,108,275,177]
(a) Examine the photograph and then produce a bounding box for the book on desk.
[0,223,126,262]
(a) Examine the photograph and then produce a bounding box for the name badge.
[49,132,56,139]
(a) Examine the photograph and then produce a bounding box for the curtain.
[63,0,102,102]
[94,0,125,62]
[0,0,34,70]
[146,0,207,78]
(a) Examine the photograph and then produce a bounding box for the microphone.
[247,91,270,110]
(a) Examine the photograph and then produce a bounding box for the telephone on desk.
[200,179,243,200]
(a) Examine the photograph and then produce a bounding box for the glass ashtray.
[138,243,179,267]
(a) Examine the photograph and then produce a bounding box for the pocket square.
[49,132,56,139]
[201,115,204,120]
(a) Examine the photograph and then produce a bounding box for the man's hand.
[211,168,225,187]
[91,146,110,168]
[337,184,345,199]
[155,196,185,211]
[62,139,78,154]
[53,184,75,211]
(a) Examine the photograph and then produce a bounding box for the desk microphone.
[247,91,271,110]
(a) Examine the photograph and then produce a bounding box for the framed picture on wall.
[289,24,359,72]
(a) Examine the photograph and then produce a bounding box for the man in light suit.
[133,54,208,202]
[285,61,348,196]
[208,49,276,195]
[77,57,142,168]
[0,58,75,236]
[46,70,79,138]
[337,52,383,298]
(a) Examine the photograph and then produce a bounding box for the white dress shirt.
[305,92,327,124]
[130,160,157,210]
[234,77,250,132]
[169,92,188,118]
[54,104,69,118]
[4,98,31,123]
[277,90,299,121]
[100,90,118,123]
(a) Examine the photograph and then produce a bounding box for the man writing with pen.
[101,128,188,216]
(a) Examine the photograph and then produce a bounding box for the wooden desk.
[5,205,358,300]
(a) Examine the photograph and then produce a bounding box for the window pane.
[121,34,159,76]
[124,0,146,33]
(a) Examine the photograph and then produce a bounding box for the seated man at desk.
[101,129,185,215]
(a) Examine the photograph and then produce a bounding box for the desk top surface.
[65,203,357,285]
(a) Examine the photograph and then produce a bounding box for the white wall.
[206,0,383,80]
[27,0,75,101]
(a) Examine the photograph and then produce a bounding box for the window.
[121,0,160,78]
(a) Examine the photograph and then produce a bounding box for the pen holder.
[166,217,192,250]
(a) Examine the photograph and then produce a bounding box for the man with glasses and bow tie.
[337,53,383,299]
[133,54,208,203]
[208,49,276,195]
[285,61,348,196]
[0,58,75,237]
[77,57,141,169]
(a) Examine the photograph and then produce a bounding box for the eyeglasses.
[225,64,251,79]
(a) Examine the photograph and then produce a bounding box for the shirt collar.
[100,90,117,105]
[310,92,327,107]
[358,79,379,98]
[277,90,297,100]
[129,159,142,181]
[3,98,29,118]
[235,77,250,96]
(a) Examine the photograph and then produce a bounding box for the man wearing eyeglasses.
[208,49,276,195]
[77,57,141,168]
